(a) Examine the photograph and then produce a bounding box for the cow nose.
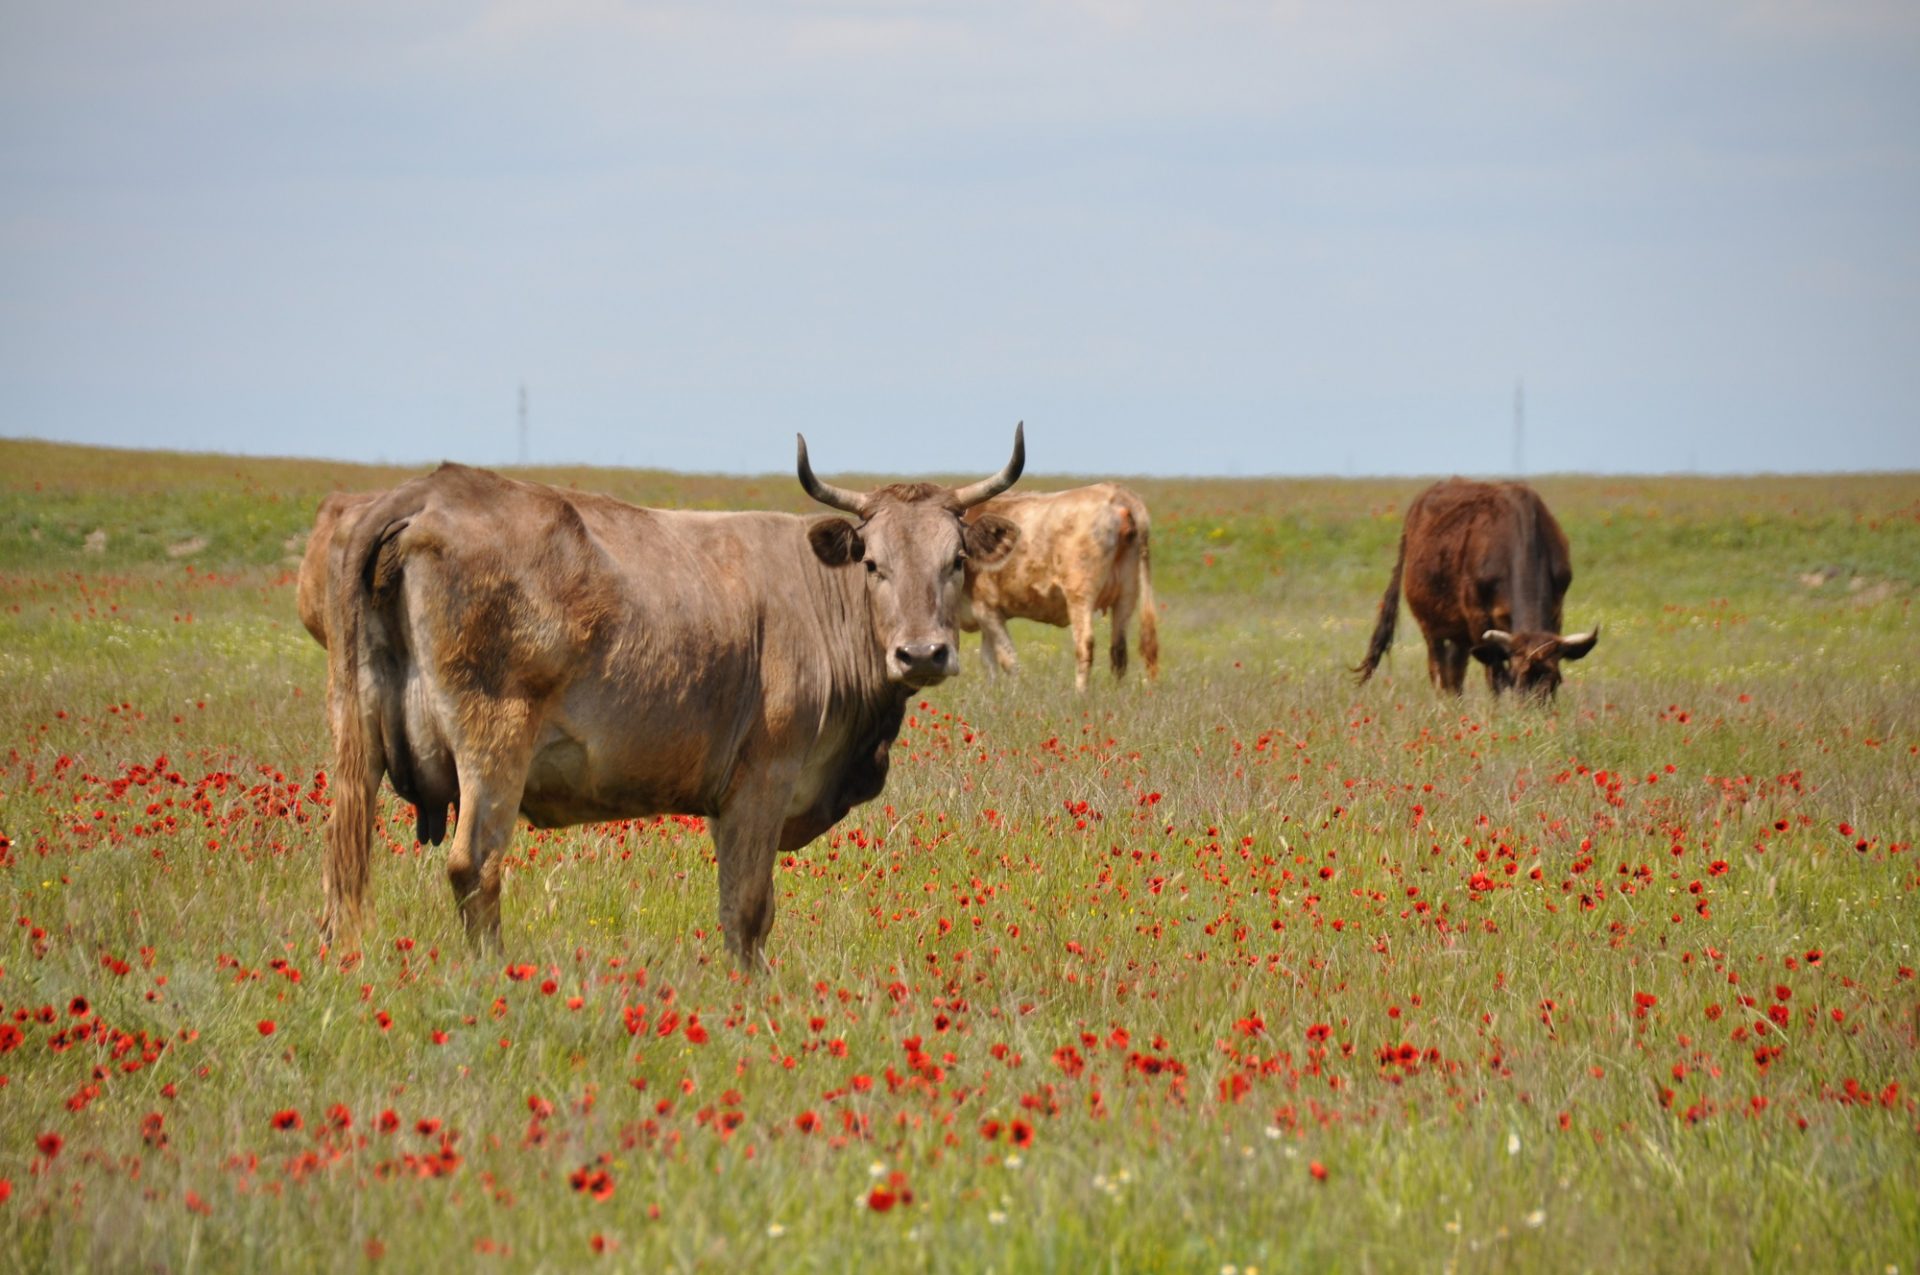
[896,642,949,671]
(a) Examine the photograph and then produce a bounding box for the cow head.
[1473,626,1600,700]
[799,425,1024,687]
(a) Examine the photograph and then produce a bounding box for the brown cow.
[1353,478,1598,699]
[300,429,1024,967]
[957,483,1159,691]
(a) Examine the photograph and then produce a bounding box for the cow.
[298,429,1025,968]
[956,483,1159,691]
[1353,478,1598,699]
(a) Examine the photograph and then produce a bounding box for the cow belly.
[519,730,714,829]
[1004,584,1071,626]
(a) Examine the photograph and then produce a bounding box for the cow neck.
[811,544,911,728]
[1504,489,1552,633]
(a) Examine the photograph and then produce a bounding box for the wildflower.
[36,1132,64,1159]
[1309,1161,1327,1181]
[257,1019,277,1036]
[570,1167,616,1200]
[270,1109,303,1131]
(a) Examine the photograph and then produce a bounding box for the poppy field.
[1,439,1916,1272]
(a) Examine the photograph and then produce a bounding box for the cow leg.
[711,777,796,972]
[444,720,538,951]
[1108,598,1134,680]
[1069,599,1097,692]
[1108,559,1141,681]
[1425,638,1464,694]
[977,609,1019,675]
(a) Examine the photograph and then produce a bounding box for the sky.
[3,1,1917,478]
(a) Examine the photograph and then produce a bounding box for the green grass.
[1,439,1916,1272]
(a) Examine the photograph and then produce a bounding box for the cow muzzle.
[892,641,958,687]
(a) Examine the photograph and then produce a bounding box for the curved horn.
[1558,624,1600,659]
[1480,630,1515,653]
[796,434,869,514]
[948,422,1026,509]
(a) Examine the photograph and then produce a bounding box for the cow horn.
[1480,630,1515,653]
[948,422,1026,509]
[796,434,870,514]
[1559,625,1600,658]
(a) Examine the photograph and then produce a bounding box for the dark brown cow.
[299,429,1024,967]
[957,484,1159,691]
[1354,478,1598,699]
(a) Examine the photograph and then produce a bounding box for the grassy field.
[1,438,1916,1273]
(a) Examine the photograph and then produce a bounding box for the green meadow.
[1,439,1915,1272]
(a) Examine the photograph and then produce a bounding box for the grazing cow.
[957,484,1159,691]
[1353,478,1598,699]
[299,429,1025,967]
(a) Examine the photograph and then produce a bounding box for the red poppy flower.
[257,1020,276,1036]
[270,1108,302,1131]
[36,1132,63,1159]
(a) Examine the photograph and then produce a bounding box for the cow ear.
[807,517,864,567]
[1558,626,1599,661]
[1469,641,1509,668]
[964,514,1020,568]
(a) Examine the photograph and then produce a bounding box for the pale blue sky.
[4,2,1917,477]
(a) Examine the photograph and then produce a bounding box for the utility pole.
[1512,377,1525,476]
[517,383,529,466]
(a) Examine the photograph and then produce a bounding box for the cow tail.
[1353,530,1405,685]
[320,513,405,954]
[1135,510,1160,680]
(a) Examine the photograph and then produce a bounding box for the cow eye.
[864,560,879,575]
[951,553,967,571]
